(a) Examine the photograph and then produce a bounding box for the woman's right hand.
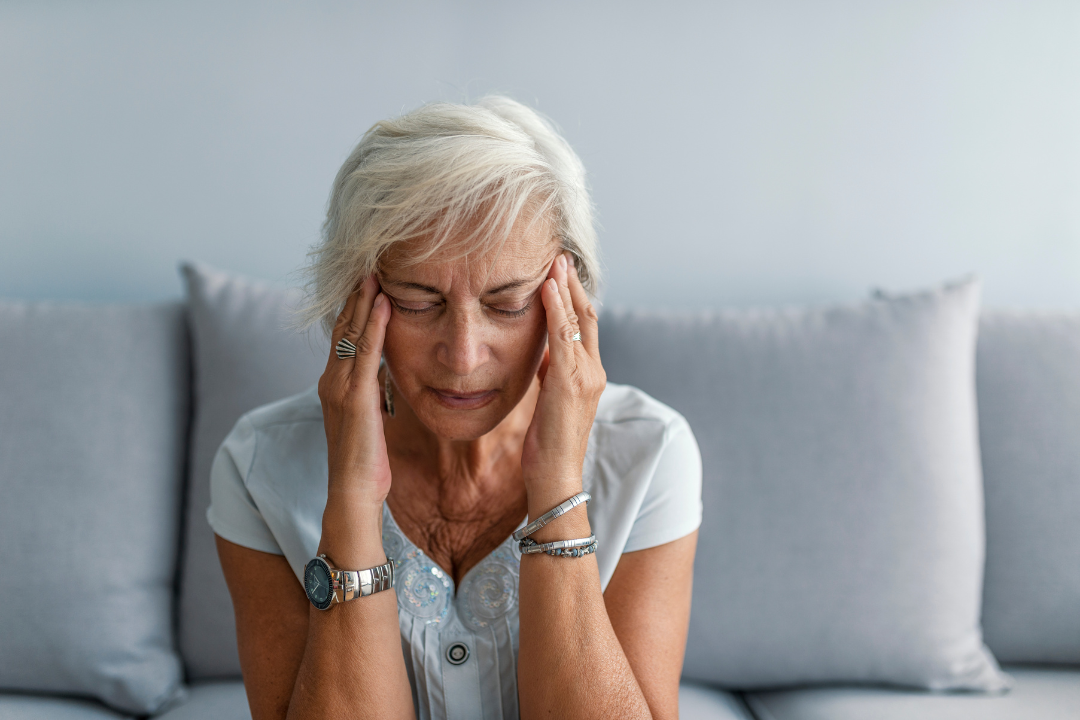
[317,275,393,510]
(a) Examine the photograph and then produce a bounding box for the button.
[446,641,470,665]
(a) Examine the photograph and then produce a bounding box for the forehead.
[379,212,559,292]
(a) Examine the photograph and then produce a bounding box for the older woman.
[209,96,702,720]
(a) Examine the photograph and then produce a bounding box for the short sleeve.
[206,415,283,555]
[622,416,703,553]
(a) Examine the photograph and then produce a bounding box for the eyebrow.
[380,270,547,296]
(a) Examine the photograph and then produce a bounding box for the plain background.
[1,0,1078,311]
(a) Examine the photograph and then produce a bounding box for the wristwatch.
[304,553,395,611]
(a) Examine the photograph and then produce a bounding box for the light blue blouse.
[207,381,702,720]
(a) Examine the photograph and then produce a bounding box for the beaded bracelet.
[518,534,598,557]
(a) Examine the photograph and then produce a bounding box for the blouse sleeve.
[206,415,283,555]
[622,415,703,553]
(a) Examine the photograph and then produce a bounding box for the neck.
[383,370,538,516]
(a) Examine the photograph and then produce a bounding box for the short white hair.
[295,95,600,337]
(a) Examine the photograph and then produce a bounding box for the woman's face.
[377,217,560,441]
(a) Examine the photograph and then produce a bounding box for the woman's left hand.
[521,251,606,511]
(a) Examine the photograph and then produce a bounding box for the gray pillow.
[977,312,1080,664]
[0,301,187,714]
[177,262,328,679]
[598,278,1010,692]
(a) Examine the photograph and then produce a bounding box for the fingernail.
[558,254,567,271]
[565,252,575,268]
[374,293,385,308]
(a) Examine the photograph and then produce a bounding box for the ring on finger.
[336,337,358,359]
[572,331,581,342]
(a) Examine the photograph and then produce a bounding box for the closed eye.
[488,301,533,318]
[390,298,440,315]
[387,296,534,318]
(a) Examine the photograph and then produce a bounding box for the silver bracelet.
[518,534,597,557]
[512,491,591,541]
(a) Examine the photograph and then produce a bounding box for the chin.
[417,404,507,441]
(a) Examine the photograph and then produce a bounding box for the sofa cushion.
[0,302,187,714]
[977,313,1080,664]
[678,682,756,720]
[743,666,1080,720]
[598,278,1008,692]
[153,681,250,720]
[0,693,135,720]
[177,262,328,679]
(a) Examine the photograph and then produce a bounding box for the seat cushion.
[598,279,1008,692]
[0,302,187,714]
[743,665,1080,720]
[977,312,1080,664]
[153,681,250,720]
[679,682,756,720]
[177,262,328,678]
[0,693,134,720]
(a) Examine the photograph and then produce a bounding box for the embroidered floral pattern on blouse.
[382,523,405,568]
[458,547,518,631]
[383,504,521,630]
[396,557,452,624]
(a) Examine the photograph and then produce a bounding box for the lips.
[429,387,498,410]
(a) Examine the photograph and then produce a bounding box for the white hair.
[294,95,600,337]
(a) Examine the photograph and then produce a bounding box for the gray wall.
[2,1,1078,310]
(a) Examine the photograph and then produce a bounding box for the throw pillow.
[598,278,1010,692]
[0,301,188,713]
[177,262,328,679]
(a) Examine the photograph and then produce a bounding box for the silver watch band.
[330,557,396,603]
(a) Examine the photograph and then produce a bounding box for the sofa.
[1,261,1078,720]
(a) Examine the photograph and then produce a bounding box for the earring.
[383,364,395,418]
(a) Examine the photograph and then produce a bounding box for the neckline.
[382,500,528,593]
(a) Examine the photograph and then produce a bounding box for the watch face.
[305,558,333,610]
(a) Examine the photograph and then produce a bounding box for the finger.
[565,255,599,357]
[553,252,580,338]
[332,275,379,372]
[325,282,365,373]
[541,276,577,373]
[352,292,390,382]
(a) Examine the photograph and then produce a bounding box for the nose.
[436,307,488,376]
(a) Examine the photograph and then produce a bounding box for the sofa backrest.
[976,312,1080,665]
[598,304,1080,679]
[171,265,1080,680]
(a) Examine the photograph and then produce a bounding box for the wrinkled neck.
[383,369,538,510]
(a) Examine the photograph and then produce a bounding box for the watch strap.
[334,559,395,602]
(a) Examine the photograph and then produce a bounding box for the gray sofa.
[1,262,1078,720]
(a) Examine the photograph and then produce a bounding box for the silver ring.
[571,331,581,342]
[335,337,357,359]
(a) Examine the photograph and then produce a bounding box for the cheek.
[512,315,550,379]
[380,316,420,374]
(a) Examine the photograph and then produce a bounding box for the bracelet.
[512,491,591,541]
[518,534,598,557]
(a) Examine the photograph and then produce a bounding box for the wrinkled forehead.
[377,212,560,294]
